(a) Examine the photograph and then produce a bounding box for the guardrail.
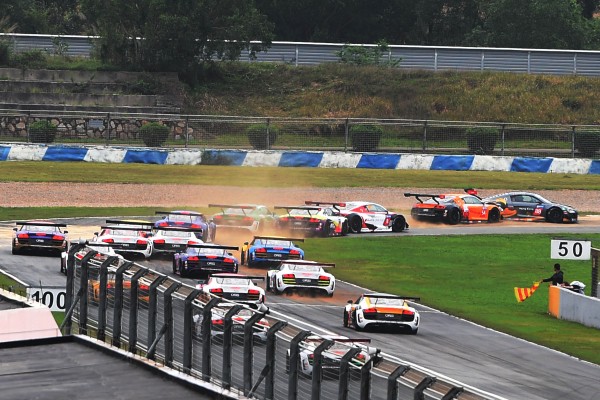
[3,33,600,76]
[62,242,505,400]
[1,110,600,159]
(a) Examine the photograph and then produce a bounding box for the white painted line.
[0,267,29,287]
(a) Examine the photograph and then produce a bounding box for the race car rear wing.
[186,244,239,251]
[152,226,205,233]
[155,211,203,216]
[280,260,335,268]
[211,273,265,280]
[15,221,67,228]
[274,205,322,211]
[304,201,346,211]
[403,193,442,204]
[100,225,153,232]
[305,337,371,343]
[208,204,256,210]
[363,293,421,301]
[252,236,305,242]
[105,219,154,227]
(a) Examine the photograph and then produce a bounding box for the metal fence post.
[414,376,436,400]
[127,267,148,353]
[243,311,268,396]
[344,118,349,152]
[387,365,410,400]
[260,321,287,400]
[359,354,373,400]
[201,297,222,382]
[442,387,464,400]
[501,124,506,156]
[64,241,86,335]
[422,120,428,152]
[112,261,134,348]
[183,289,201,373]
[97,256,118,342]
[338,347,361,400]
[311,339,334,400]
[288,330,312,400]
[184,115,190,148]
[571,126,576,158]
[163,282,181,366]
[106,113,111,145]
[266,118,271,150]
[222,304,244,390]
[78,250,98,335]
[147,276,168,351]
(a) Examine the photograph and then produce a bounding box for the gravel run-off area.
[0,182,598,213]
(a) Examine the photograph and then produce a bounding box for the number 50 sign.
[551,239,591,260]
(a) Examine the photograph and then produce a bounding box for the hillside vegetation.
[186,62,600,125]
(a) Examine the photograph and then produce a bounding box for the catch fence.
[62,242,504,400]
[1,110,600,159]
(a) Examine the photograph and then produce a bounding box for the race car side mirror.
[93,232,98,236]
[347,300,353,304]
[244,242,249,245]
[12,228,17,231]
[64,230,69,234]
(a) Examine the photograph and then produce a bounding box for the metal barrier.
[62,242,505,400]
[1,110,599,159]
[3,33,600,76]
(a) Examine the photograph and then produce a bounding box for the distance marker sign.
[550,239,591,261]
[26,286,66,312]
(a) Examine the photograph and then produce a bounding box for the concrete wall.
[548,286,600,329]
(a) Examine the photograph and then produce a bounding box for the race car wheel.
[343,311,349,327]
[546,207,563,223]
[341,220,349,236]
[347,214,363,233]
[487,208,501,223]
[11,244,19,255]
[266,276,271,292]
[172,258,178,274]
[408,328,419,335]
[446,208,461,225]
[60,260,66,275]
[201,230,209,243]
[352,312,363,331]
[391,215,407,232]
[321,220,332,237]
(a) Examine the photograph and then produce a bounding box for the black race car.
[482,191,578,223]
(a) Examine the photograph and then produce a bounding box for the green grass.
[302,234,600,364]
[2,162,600,190]
[0,274,27,296]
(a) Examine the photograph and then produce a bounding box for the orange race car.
[404,189,503,225]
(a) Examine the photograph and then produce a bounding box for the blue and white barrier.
[1,144,599,174]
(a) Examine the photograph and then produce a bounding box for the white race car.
[193,304,270,343]
[287,335,381,379]
[338,201,408,233]
[92,219,154,259]
[150,227,204,257]
[196,273,266,309]
[267,260,335,296]
[60,242,123,275]
[344,293,420,334]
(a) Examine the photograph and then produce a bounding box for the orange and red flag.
[514,281,541,303]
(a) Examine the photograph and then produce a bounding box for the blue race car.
[12,221,69,256]
[241,236,305,268]
[154,210,217,242]
[172,244,239,278]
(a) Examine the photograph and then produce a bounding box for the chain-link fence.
[2,110,600,159]
[62,242,505,400]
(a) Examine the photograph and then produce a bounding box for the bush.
[140,122,170,147]
[29,120,57,144]
[0,40,11,66]
[246,124,278,150]
[574,131,600,158]
[10,49,47,69]
[466,127,499,155]
[350,124,383,152]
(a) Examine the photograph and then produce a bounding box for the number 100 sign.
[550,239,591,260]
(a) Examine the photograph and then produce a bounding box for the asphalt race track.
[1,217,600,400]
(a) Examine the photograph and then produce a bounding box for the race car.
[344,293,420,334]
[287,335,381,379]
[275,201,349,237]
[91,220,154,259]
[266,260,336,296]
[154,210,216,242]
[60,242,123,275]
[404,189,502,225]
[241,236,305,268]
[482,191,578,223]
[12,221,69,256]
[197,273,266,308]
[337,202,408,233]
[209,204,278,232]
[172,244,239,278]
[150,227,204,257]
[193,304,270,343]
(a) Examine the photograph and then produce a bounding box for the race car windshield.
[105,229,141,236]
[223,207,252,215]
[22,225,60,233]
[159,230,193,238]
[262,240,292,247]
[215,277,251,285]
[288,209,315,216]
[369,297,405,306]
[286,264,321,272]
[167,214,199,222]
[193,247,227,256]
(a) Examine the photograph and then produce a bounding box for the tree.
[466,0,591,49]
[81,0,273,77]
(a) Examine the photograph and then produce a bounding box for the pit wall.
[1,143,600,174]
[548,286,600,329]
